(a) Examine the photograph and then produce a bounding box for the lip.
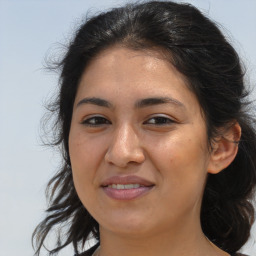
[101,175,154,187]
[101,175,155,200]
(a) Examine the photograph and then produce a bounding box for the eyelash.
[81,115,175,127]
[144,116,175,125]
[81,116,111,127]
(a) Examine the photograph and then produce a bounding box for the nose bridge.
[116,122,135,148]
[105,122,145,167]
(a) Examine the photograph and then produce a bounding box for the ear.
[207,122,241,174]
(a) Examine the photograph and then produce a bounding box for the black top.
[75,242,252,256]
[75,250,249,256]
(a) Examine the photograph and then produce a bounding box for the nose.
[104,124,145,168]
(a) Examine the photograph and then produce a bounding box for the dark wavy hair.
[33,1,256,255]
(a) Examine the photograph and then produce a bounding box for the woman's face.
[69,47,213,236]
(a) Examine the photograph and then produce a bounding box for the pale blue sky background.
[0,0,255,255]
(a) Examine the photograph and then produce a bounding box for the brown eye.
[81,116,111,126]
[144,116,175,125]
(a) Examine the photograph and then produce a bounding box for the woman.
[33,1,256,256]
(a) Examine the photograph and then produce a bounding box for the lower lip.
[102,186,154,200]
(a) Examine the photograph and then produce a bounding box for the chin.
[99,214,154,236]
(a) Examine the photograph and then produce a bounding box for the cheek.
[147,133,204,168]
[69,128,105,170]
[148,132,209,197]
[69,129,102,199]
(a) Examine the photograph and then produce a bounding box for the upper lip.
[101,175,155,187]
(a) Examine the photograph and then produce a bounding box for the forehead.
[84,46,183,79]
[75,46,199,112]
[80,47,183,87]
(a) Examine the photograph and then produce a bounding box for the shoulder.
[232,253,250,256]
[74,244,99,256]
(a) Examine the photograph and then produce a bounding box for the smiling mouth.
[100,175,155,200]
[101,183,154,200]
[105,183,146,189]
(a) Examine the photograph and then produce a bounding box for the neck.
[97,217,229,256]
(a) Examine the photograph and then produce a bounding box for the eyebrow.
[134,97,185,109]
[76,97,113,109]
[76,96,185,109]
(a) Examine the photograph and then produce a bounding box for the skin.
[69,46,239,256]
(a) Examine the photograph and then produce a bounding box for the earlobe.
[207,122,241,174]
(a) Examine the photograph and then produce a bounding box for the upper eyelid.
[80,113,176,124]
[144,114,175,121]
[81,115,111,123]
[81,114,108,120]
[143,116,176,126]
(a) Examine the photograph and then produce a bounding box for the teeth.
[108,184,141,189]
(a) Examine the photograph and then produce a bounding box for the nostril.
[104,145,145,167]
[103,126,145,166]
